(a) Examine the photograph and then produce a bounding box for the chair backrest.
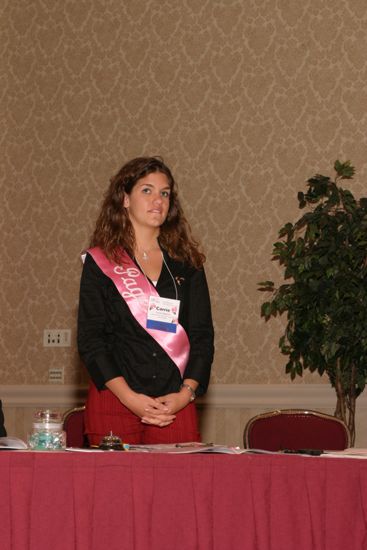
[244,409,350,451]
[62,406,88,448]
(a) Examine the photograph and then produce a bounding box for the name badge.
[146,296,180,333]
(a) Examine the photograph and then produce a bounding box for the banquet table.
[1,450,366,550]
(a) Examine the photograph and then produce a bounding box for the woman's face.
[123,171,171,231]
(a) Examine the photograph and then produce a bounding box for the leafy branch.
[259,161,367,445]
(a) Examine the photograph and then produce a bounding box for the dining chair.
[62,405,88,448]
[243,408,350,451]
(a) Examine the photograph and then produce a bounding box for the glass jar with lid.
[28,409,66,450]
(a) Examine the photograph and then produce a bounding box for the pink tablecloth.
[0,451,366,550]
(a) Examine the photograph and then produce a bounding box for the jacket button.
[152,375,157,379]
[152,352,157,357]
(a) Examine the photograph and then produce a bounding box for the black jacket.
[0,400,6,437]
[77,251,214,397]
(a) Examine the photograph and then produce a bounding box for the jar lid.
[33,409,62,423]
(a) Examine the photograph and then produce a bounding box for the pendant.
[142,251,148,261]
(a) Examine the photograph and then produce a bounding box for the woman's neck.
[133,228,161,256]
[133,229,163,272]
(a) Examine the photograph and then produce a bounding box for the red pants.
[85,383,201,447]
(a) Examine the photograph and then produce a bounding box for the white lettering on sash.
[113,265,144,299]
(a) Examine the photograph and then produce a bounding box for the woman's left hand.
[153,391,191,416]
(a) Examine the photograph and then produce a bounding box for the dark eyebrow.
[137,182,170,190]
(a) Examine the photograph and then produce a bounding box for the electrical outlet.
[48,367,64,383]
[43,329,71,347]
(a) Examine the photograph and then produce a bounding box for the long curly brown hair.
[90,157,205,269]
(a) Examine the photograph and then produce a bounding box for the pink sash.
[87,247,190,377]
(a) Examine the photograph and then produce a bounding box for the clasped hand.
[126,391,191,427]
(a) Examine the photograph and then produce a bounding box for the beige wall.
[2,1,367,443]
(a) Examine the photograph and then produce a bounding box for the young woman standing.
[78,157,214,446]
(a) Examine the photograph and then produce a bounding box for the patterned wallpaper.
[2,0,367,387]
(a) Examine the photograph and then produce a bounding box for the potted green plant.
[259,161,367,445]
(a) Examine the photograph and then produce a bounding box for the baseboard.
[2,383,365,410]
